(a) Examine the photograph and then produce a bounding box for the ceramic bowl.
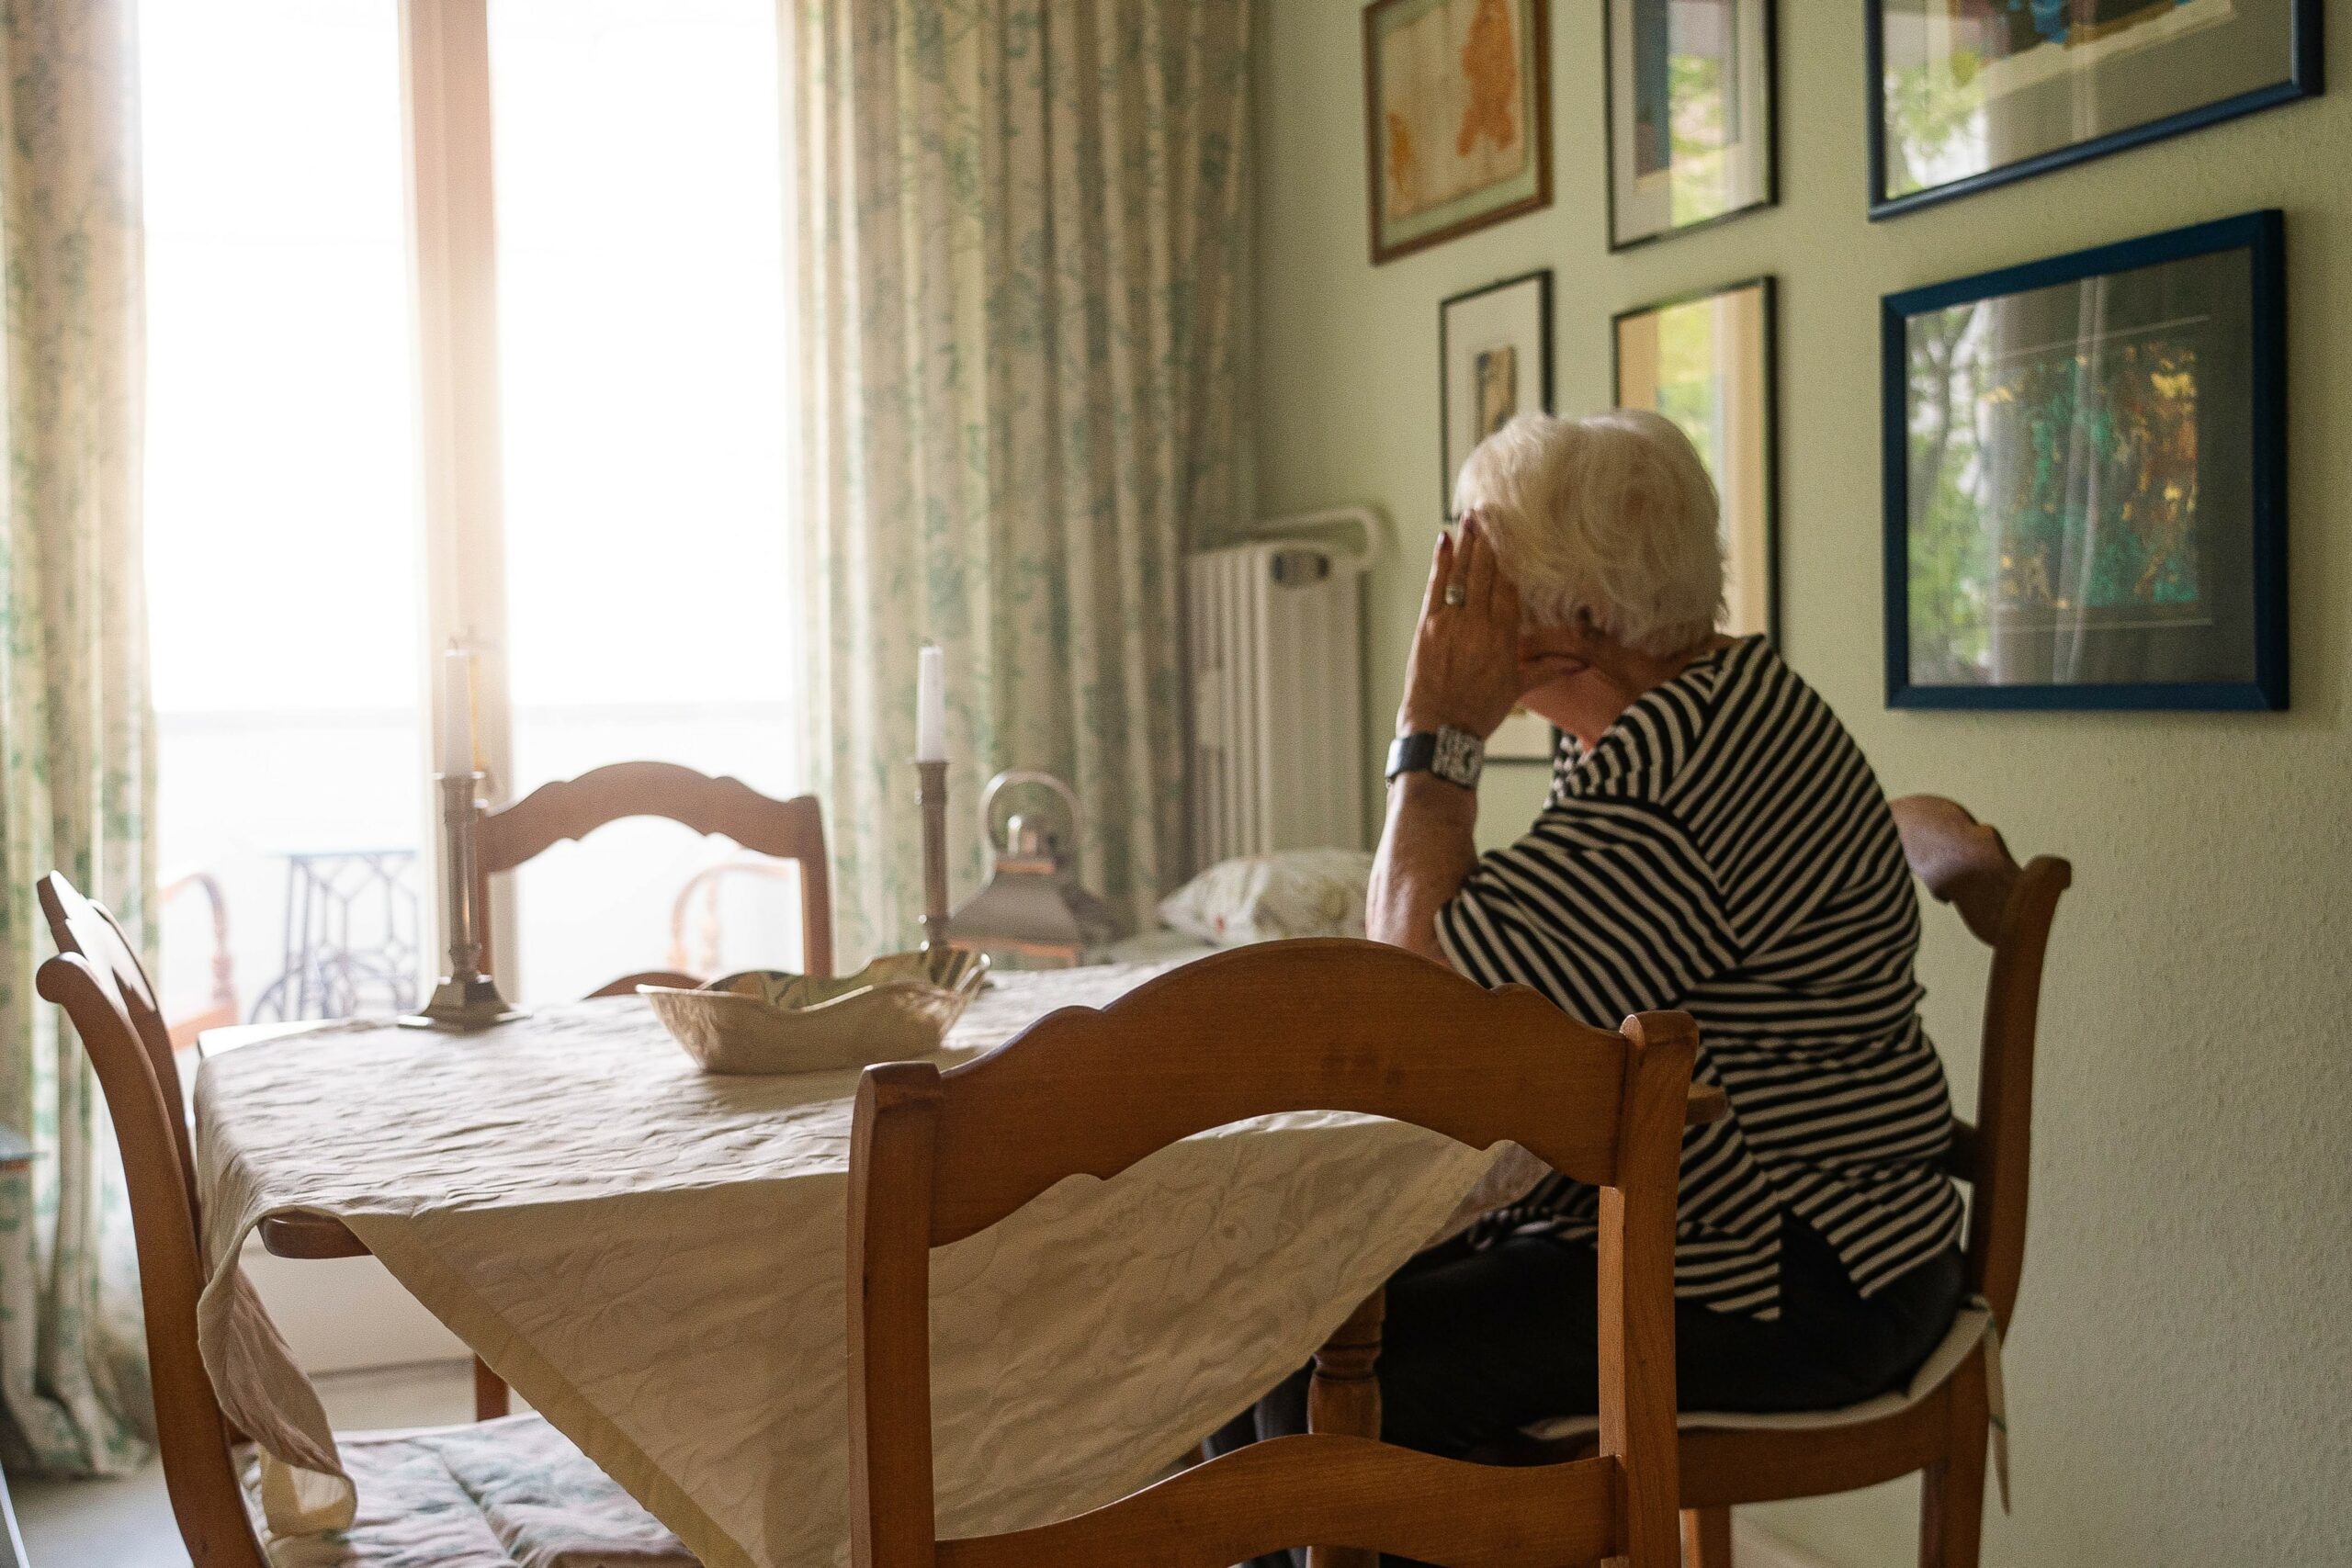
[639,947,990,1075]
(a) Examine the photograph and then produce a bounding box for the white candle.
[440,646,476,777]
[915,644,946,763]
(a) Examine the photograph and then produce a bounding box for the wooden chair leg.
[1920,1351,1989,1568]
[1682,1505,1734,1567]
[1305,1289,1385,1568]
[473,1356,511,1421]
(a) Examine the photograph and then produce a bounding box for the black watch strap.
[1386,727,1483,789]
[1385,732,1439,782]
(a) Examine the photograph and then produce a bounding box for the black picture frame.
[1611,276,1781,647]
[1881,210,2286,712]
[1603,0,1779,252]
[1868,1,2322,220]
[1439,268,1555,519]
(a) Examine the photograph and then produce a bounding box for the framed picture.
[1364,0,1553,264]
[1441,269,1552,518]
[1487,708,1559,764]
[1870,1,2321,218]
[1612,276,1779,643]
[1605,0,1776,250]
[1883,210,2285,710]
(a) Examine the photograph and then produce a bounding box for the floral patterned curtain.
[792,0,1252,964]
[0,0,154,1475]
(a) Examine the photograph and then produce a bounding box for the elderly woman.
[1212,411,1964,1510]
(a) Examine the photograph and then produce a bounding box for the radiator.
[1187,525,1372,869]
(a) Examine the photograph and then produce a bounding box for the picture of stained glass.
[1983,331,2202,623]
[1885,212,2285,710]
[1607,0,1774,248]
[1873,0,2314,215]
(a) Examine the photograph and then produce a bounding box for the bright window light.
[490,0,801,1000]
[141,0,425,1023]
[141,0,804,1020]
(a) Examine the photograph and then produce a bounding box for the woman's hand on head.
[1397,514,1523,739]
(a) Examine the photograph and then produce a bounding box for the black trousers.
[1205,1219,1962,1568]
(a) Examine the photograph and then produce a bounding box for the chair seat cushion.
[242,1413,697,1568]
[1521,1299,1992,1442]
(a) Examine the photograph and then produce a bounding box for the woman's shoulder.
[1557,637,1754,806]
[1682,637,1860,772]
[1672,640,1899,856]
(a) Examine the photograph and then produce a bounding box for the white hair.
[1453,408,1724,657]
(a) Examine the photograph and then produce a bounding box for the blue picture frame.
[1869,2,2322,220]
[1882,210,2286,712]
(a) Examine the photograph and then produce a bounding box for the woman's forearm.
[1367,773,1480,964]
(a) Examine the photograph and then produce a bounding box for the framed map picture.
[1364,0,1553,264]
[1613,277,1779,642]
[1871,0,2321,218]
[1605,0,1776,250]
[1441,270,1552,518]
[1883,211,2286,709]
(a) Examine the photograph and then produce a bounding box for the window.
[143,0,424,1023]
[489,0,800,999]
[142,0,799,1026]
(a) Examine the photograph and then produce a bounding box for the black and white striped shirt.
[1435,636,1962,1319]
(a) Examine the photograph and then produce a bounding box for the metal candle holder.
[400,772,526,1031]
[918,760,951,950]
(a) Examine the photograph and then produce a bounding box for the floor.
[10,1359,482,1567]
[8,1363,1838,1568]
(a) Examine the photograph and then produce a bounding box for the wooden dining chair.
[39,874,520,1433]
[664,853,807,976]
[35,872,700,1568]
[1512,795,2071,1568]
[474,759,834,994]
[160,870,241,1051]
[466,761,834,1418]
[846,938,1698,1568]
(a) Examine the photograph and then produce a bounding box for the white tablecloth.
[193,963,1510,1568]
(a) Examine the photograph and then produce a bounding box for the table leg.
[473,1358,511,1421]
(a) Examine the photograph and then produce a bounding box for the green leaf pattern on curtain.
[794,0,1252,964]
[0,0,154,1475]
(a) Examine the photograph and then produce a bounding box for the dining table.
[193,958,1572,1568]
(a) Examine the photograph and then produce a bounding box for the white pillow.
[1158,849,1374,946]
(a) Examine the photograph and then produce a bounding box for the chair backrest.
[665,854,802,976]
[160,871,240,1050]
[39,874,200,1209]
[1890,795,2072,1330]
[473,760,834,981]
[847,939,1697,1568]
[35,874,267,1568]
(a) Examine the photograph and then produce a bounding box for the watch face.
[1433,728,1484,788]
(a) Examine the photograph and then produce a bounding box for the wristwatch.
[1386,727,1484,790]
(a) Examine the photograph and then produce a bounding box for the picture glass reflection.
[1900,248,2254,689]
[1877,0,2302,206]
[1609,0,1772,246]
[1614,281,1775,638]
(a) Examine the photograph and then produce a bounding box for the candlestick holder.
[401,772,527,1031]
[917,760,951,950]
